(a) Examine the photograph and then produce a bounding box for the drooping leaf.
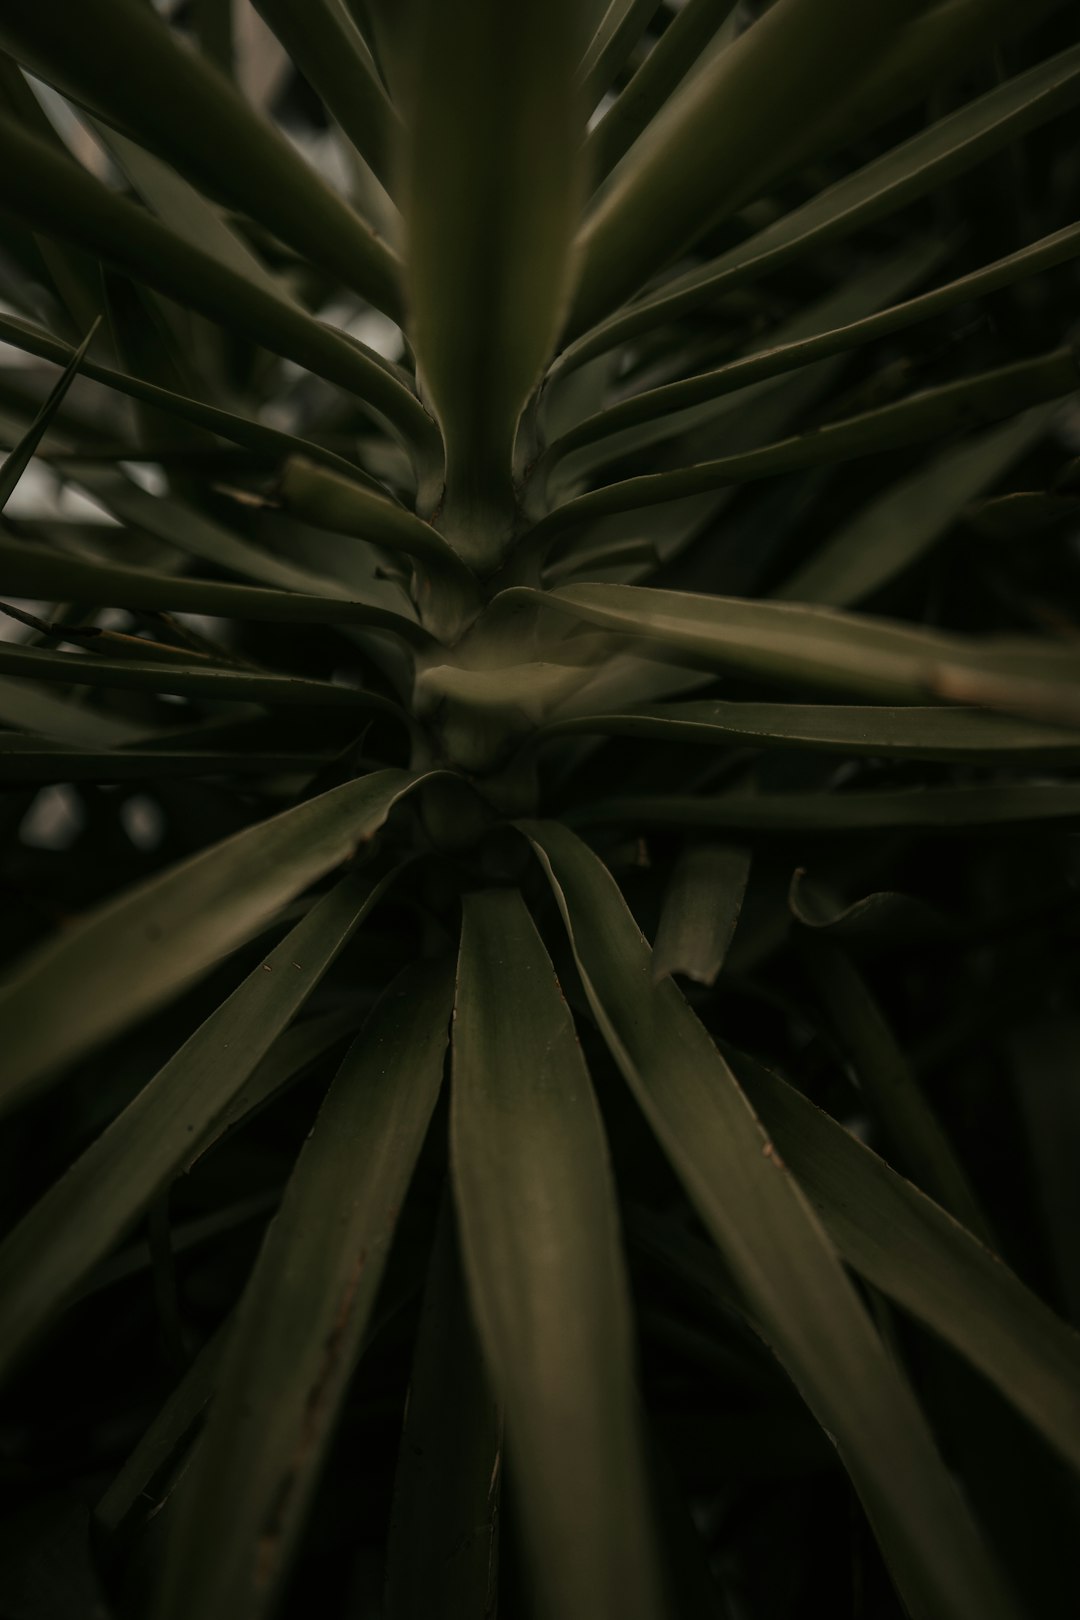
[786,870,955,951]
[0,866,402,1377]
[0,0,401,314]
[155,958,454,1620]
[0,309,384,485]
[0,113,432,450]
[521,819,1023,1620]
[967,489,1080,539]
[725,1045,1080,1474]
[451,888,666,1620]
[0,767,435,1108]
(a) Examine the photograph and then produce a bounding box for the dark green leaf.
[0,767,435,1108]
[386,1201,502,1620]
[391,0,584,564]
[251,0,399,189]
[541,695,1080,761]
[0,743,329,783]
[0,318,99,508]
[0,309,386,486]
[652,842,750,986]
[727,1046,1080,1474]
[94,1325,229,1544]
[0,537,430,641]
[570,783,1080,834]
[522,820,1023,1620]
[0,866,401,1376]
[452,889,666,1620]
[570,0,947,333]
[156,958,454,1620]
[0,114,432,450]
[585,0,738,183]
[790,872,991,1240]
[578,0,663,108]
[776,412,1051,606]
[0,641,404,717]
[559,38,1080,370]
[0,0,402,315]
[553,225,1080,463]
[531,348,1080,547]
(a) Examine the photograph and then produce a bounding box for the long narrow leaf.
[726,1047,1080,1475]
[531,580,1080,707]
[775,412,1051,606]
[0,115,432,451]
[0,641,403,717]
[0,318,99,507]
[521,820,1022,1620]
[95,1326,229,1544]
[0,867,402,1377]
[452,889,666,1620]
[570,784,1080,834]
[0,310,385,486]
[0,0,401,315]
[551,225,1080,462]
[251,0,399,189]
[0,537,430,642]
[541,696,1080,762]
[0,767,436,1108]
[569,0,926,333]
[791,873,991,1241]
[585,0,738,184]
[391,0,584,564]
[0,743,329,783]
[578,0,663,108]
[530,347,1080,547]
[558,39,1080,372]
[155,958,454,1620]
[385,1203,502,1620]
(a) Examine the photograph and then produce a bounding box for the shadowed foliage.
[0,2,1079,1617]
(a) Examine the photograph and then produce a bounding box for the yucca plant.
[1,0,1080,1615]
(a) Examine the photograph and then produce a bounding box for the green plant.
[0,0,1079,1614]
